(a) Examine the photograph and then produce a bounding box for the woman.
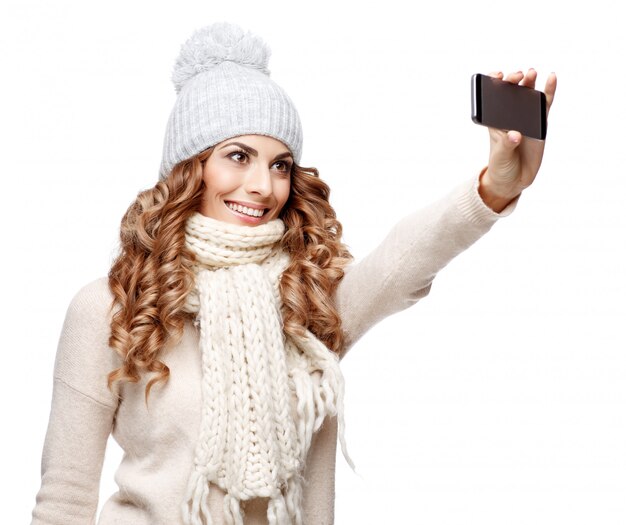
[31,22,557,525]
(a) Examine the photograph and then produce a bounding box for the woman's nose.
[244,165,272,197]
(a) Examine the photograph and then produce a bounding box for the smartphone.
[471,73,547,140]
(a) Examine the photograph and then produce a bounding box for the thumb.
[490,129,522,165]
[488,130,522,185]
[504,130,522,151]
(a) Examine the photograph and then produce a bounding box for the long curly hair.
[107,147,353,402]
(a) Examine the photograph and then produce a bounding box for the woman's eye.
[273,161,292,172]
[229,151,248,163]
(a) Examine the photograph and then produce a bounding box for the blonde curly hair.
[107,146,353,402]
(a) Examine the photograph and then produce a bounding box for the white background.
[3,0,625,523]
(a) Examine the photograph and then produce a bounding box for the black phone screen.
[471,74,547,140]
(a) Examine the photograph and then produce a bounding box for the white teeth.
[226,202,265,218]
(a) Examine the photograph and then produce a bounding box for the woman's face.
[200,134,293,226]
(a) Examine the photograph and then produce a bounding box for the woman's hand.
[478,69,558,213]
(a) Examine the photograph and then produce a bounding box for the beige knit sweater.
[31,176,516,525]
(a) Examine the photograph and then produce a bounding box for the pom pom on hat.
[171,22,271,94]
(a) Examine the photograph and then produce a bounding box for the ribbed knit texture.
[159,23,303,179]
[181,212,353,525]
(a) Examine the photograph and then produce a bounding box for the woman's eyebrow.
[218,141,292,161]
[273,151,293,161]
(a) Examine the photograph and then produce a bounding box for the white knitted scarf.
[180,211,354,525]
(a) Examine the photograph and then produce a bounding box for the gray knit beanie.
[159,22,303,180]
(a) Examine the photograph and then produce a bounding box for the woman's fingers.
[504,70,524,83]
[544,72,558,113]
[520,68,537,89]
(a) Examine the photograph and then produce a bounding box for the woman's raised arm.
[335,174,516,358]
[336,69,557,359]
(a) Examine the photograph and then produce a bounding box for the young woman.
[31,22,557,525]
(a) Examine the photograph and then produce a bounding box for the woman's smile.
[224,200,270,224]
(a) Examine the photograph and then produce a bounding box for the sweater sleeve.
[336,174,519,358]
[301,416,339,524]
[31,278,121,525]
